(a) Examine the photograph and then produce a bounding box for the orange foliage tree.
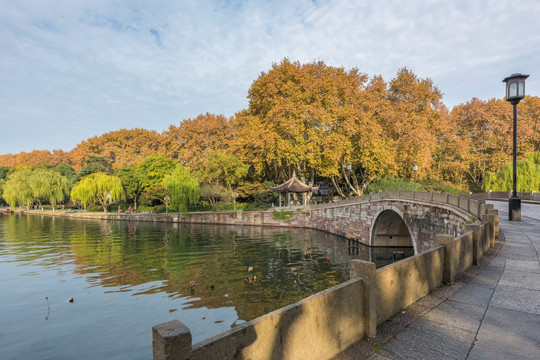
[162,113,234,169]
[69,128,163,171]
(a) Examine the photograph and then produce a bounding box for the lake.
[0,213,412,359]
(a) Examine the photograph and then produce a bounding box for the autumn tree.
[162,113,234,168]
[70,128,163,171]
[71,172,125,212]
[520,96,540,153]
[0,149,71,168]
[164,164,200,214]
[446,98,514,190]
[234,59,394,196]
[379,68,448,182]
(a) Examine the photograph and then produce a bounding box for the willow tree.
[164,164,199,214]
[44,170,70,210]
[484,152,540,192]
[2,168,33,209]
[71,172,124,212]
[24,168,70,210]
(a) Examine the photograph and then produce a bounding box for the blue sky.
[1,0,539,155]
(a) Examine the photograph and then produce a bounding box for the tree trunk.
[331,176,345,198]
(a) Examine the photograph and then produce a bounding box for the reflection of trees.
[1,215,405,324]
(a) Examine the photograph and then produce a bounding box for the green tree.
[135,154,176,206]
[0,179,5,205]
[74,156,112,182]
[200,183,231,210]
[54,163,76,186]
[71,172,125,212]
[484,152,540,192]
[0,166,10,180]
[115,165,144,209]
[164,164,200,214]
[197,151,249,210]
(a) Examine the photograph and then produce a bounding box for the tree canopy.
[484,152,540,192]
[164,164,200,214]
[70,172,125,212]
[1,59,540,209]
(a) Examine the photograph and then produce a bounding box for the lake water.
[0,213,412,360]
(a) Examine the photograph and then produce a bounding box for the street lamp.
[502,73,529,221]
[412,163,418,191]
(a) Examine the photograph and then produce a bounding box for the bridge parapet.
[306,191,494,253]
[310,190,487,217]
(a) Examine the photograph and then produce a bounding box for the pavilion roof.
[270,172,319,193]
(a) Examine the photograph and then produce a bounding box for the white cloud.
[1,0,539,154]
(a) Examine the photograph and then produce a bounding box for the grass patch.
[273,210,293,222]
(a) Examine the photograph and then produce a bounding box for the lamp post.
[502,73,529,221]
[412,163,418,191]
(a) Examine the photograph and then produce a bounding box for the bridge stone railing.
[309,190,489,219]
[469,190,540,202]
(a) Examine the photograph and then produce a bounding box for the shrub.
[366,176,423,193]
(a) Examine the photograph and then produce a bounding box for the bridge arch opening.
[370,209,417,254]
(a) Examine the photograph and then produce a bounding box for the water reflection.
[0,213,412,359]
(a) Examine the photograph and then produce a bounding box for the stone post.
[487,209,499,238]
[465,224,483,265]
[350,259,377,338]
[435,235,457,284]
[481,214,495,248]
[152,320,192,360]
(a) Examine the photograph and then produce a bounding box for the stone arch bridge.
[304,190,492,254]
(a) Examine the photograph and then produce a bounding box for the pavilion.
[270,172,319,207]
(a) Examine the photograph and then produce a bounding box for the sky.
[1,0,539,155]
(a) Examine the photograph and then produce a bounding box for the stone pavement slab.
[490,285,540,314]
[468,306,540,360]
[464,265,502,290]
[377,318,475,360]
[498,269,540,290]
[504,259,540,273]
[422,300,485,332]
[447,283,494,307]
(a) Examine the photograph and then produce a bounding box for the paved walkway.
[336,202,540,360]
